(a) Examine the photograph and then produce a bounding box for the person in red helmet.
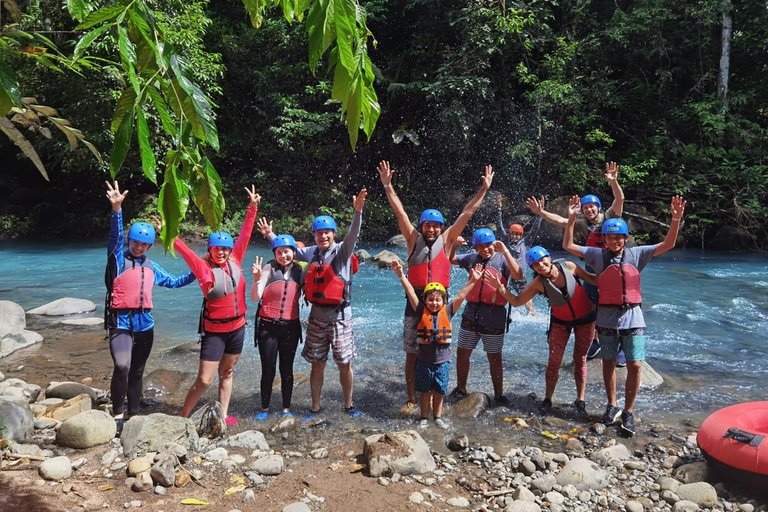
[377,160,494,415]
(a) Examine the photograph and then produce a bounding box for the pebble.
[409,492,424,504]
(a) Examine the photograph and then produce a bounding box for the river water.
[1,240,767,443]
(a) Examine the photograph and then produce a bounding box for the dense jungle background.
[1,0,766,250]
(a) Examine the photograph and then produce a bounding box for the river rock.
[42,393,92,422]
[355,249,372,261]
[555,458,608,490]
[128,457,153,476]
[57,409,116,448]
[0,378,41,402]
[593,443,631,465]
[364,430,436,477]
[503,501,541,512]
[150,458,176,487]
[47,381,99,405]
[676,482,718,508]
[0,396,34,441]
[218,430,270,451]
[451,393,489,418]
[282,503,311,512]
[142,369,184,398]
[121,413,199,456]
[674,461,711,483]
[39,456,72,481]
[371,250,403,269]
[60,317,103,326]
[0,300,26,337]
[447,434,469,451]
[10,443,42,456]
[673,501,701,512]
[251,454,284,475]
[132,470,153,492]
[386,234,407,247]
[447,496,470,508]
[0,330,43,358]
[514,486,536,502]
[27,298,96,316]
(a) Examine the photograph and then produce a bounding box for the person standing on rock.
[174,185,261,426]
[483,246,597,416]
[392,261,481,429]
[563,194,687,436]
[450,229,522,404]
[104,181,196,437]
[377,160,494,414]
[251,234,304,420]
[258,189,367,420]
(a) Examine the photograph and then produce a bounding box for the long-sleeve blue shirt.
[108,210,196,331]
[496,210,542,281]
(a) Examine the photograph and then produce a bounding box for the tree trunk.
[718,3,733,109]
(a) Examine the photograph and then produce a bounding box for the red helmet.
[508,223,524,235]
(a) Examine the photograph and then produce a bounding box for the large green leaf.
[110,88,137,135]
[169,55,219,150]
[73,23,111,60]
[0,117,49,180]
[146,85,177,138]
[307,0,335,73]
[191,158,225,228]
[345,77,362,149]
[66,0,93,22]
[136,108,157,184]
[242,0,268,28]
[158,164,189,250]
[333,0,356,74]
[76,0,131,30]
[0,60,22,115]
[110,105,134,178]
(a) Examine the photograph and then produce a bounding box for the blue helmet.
[419,209,445,227]
[601,218,629,236]
[311,215,337,232]
[208,231,234,249]
[580,194,602,211]
[525,246,550,267]
[127,222,155,245]
[272,234,297,252]
[472,228,496,246]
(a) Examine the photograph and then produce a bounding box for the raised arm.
[106,180,129,256]
[494,195,510,245]
[563,195,583,258]
[605,162,624,217]
[492,240,523,280]
[336,188,367,262]
[392,260,420,311]
[483,268,541,307]
[251,257,270,302]
[526,195,567,228]
[232,185,260,262]
[451,264,482,312]
[523,215,543,246]
[444,165,494,249]
[654,195,687,256]
[377,161,417,247]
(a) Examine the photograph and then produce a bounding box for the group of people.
[104,159,686,438]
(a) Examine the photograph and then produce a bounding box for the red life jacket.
[597,250,643,307]
[259,262,303,321]
[466,253,509,307]
[586,227,605,248]
[110,257,154,310]
[203,260,245,324]
[407,234,451,288]
[305,250,350,307]
[416,307,452,345]
[540,260,595,325]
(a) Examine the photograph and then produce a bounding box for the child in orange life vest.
[563,194,687,437]
[392,260,482,429]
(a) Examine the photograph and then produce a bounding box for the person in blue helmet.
[258,188,367,420]
[564,194,687,437]
[377,160,494,414]
[251,234,304,420]
[529,162,626,363]
[450,228,522,404]
[104,181,196,436]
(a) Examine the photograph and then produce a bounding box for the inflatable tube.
[697,401,768,486]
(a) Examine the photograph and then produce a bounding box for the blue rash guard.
[108,210,196,332]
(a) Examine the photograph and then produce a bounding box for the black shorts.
[200,326,245,362]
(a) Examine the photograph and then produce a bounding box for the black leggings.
[256,319,301,410]
[109,329,153,416]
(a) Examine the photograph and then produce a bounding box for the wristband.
[672,217,682,222]
[498,286,507,294]
[383,184,392,189]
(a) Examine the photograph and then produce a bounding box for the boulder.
[676,482,718,508]
[42,393,92,422]
[371,250,403,269]
[0,330,43,358]
[219,430,270,451]
[46,382,99,406]
[555,458,608,491]
[39,456,72,481]
[0,300,26,337]
[673,461,712,484]
[142,369,184,398]
[60,317,103,327]
[579,359,663,389]
[355,249,372,261]
[0,378,41,402]
[251,455,285,475]
[451,393,490,418]
[593,443,632,465]
[386,234,407,247]
[57,409,116,448]
[121,413,199,456]
[27,298,96,316]
[0,397,34,441]
[364,430,436,477]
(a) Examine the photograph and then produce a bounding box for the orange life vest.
[416,307,452,345]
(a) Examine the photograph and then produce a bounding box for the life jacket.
[259,261,303,321]
[586,225,606,248]
[416,306,452,345]
[597,249,643,308]
[466,253,509,307]
[109,255,154,311]
[407,234,451,288]
[540,260,595,325]
[304,249,350,307]
[202,260,245,324]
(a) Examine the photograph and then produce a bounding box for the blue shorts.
[415,359,450,396]
[597,327,646,361]
[200,326,245,362]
